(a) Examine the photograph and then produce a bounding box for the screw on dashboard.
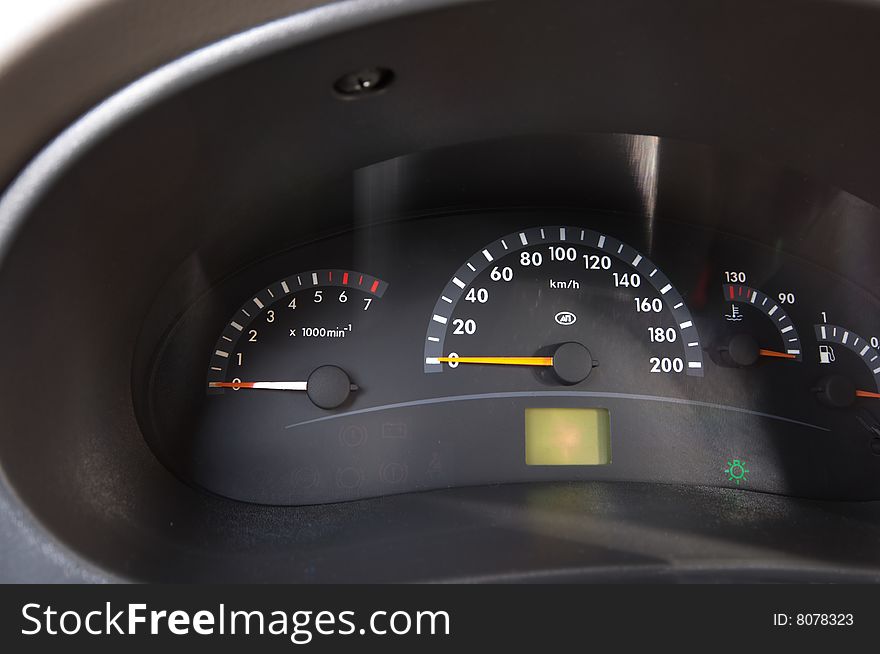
[332,67,394,98]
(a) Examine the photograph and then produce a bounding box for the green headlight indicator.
[725,459,749,485]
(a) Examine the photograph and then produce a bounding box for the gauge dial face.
[812,324,880,406]
[720,284,802,362]
[814,324,880,388]
[206,269,387,406]
[424,226,703,383]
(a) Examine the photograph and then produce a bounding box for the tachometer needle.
[758,348,798,360]
[434,356,554,366]
[209,381,309,391]
[856,390,880,399]
[209,366,356,409]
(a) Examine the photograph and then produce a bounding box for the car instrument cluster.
[143,210,880,505]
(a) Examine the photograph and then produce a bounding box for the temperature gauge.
[718,284,802,366]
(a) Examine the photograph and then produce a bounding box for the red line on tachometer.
[358,275,363,285]
[370,280,379,293]
[343,272,349,285]
[328,271,332,282]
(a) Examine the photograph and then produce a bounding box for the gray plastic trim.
[0,0,471,583]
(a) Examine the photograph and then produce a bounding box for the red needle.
[856,390,880,399]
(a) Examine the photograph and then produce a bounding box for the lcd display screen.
[525,408,611,465]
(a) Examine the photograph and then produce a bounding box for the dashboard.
[146,187,880,507]
[4,0,880,583]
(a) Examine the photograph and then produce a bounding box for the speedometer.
[423,226,703,382]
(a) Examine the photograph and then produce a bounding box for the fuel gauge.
[813,323,880,407]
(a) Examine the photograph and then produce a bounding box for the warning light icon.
[725,459,749,485]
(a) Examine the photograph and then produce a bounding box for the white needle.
[208,381,308,391]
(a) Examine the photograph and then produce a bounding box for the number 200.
[649,357,684,373]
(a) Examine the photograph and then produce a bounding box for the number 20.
[453,318,477,335]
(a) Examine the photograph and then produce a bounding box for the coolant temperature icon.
[724,304,743,322]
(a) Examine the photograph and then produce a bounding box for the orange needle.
[758,348,798,360]
[435,356,554,366]
[856,390,880,399]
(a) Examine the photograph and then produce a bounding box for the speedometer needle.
[435,343,596,384]
[856,390,880,399]
[434,356,554,366]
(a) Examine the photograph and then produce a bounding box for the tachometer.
[423,226,703,382]
[207,268,387,408]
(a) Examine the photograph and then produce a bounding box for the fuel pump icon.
[818,344,836,364]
